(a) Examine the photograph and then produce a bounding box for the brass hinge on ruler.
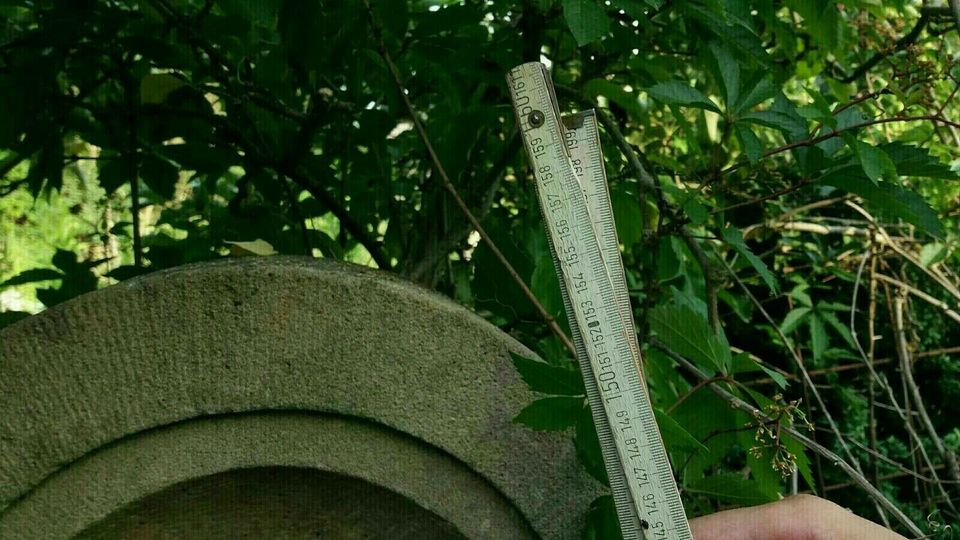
[506,62,691,540]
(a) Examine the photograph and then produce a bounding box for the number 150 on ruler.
[506,63,692,540]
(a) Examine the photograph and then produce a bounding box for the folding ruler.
[506,62,691,540]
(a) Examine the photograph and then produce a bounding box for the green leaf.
[610,0,661,20]
[510,351,585,396]
[513,396,583,431]
[790,284,813,307]
[575,405,609,484]
[561,0,609,46]
[817,309,856,350]
[218,0,280,28]
[611,189,643,247]
[687,474,776,505]
[655,408,709,454]
[709,42,740,107]
[817,108,870,156]
[531,254,565,320]
[759,364,789,390]
[822,175,943,238]
[646,81,722,114]
[787,0,841,53]
[27,138,64,197]
[780,307,811,335]
[855,141,897,184]
[649,304,731,373]
[681,197,708,226]
[583,495,622,540]
[806,88,835,116]
[1,268,64,287]
[731,353,789,389]
[654,236,682,282]
[735,123,762,163]
[225,239,278,257]
[808,313,828,362]
[733,77,775,114]
[722,227,778,293]
[140,154,180,200]
[919,243,948,267]
[97,156,131,195]
[730,351,759,374]
[740,110,802,133]
[718,288,752,322]
[882,143,959,179]
[139,73,186,105]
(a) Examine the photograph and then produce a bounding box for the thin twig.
[363,0,575,356]
[665,375,727,415]
[405,137,519,283]
[835,15,928,83]
[588,101,721,333]
[849,245,892,528]
[714,179,818,215]
[651,338,924,537]
[876,274,960,324]
[743,346,960,386]
[721,115,960,177]
[893,294,960,504]
[284,167,392,269]
[711,243,890,520]
[876,281,956,513]
[281,175,314,257]
[847,201,960,302]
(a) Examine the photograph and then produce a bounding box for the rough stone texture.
[0,257,602,539]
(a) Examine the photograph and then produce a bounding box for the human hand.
[689,494,908,540]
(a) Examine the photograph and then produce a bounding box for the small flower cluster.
[748,394,814,479]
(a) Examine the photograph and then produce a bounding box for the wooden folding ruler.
[506,62,691,540]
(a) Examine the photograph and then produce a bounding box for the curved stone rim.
[0,257,602,538]
[0,411,536,539]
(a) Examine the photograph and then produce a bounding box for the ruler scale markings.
[506,62,692,540]
[561,112,642,537]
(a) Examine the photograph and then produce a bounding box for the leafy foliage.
[1,0,959,537]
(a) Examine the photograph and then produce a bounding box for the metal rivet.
[528,110,545,128]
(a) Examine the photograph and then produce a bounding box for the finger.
[689,494,908,540]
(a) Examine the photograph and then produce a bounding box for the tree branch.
[835,14,928,84]
[283,166,391,269]
[876,274,960,325]
[893,294,960,497]
[722,115,960,177]
[651,337,925,538]
[711,242,891,520]
[588,98,722,333]
[363,0,575,356]
[405,138,519,284]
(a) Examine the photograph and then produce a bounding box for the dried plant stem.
[712,244,895,523]
[652,338,924,537]
[846,201,960,302]
[892,294,960,508]
[876,273,960,325]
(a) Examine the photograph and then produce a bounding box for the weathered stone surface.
[0,257,601,538]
